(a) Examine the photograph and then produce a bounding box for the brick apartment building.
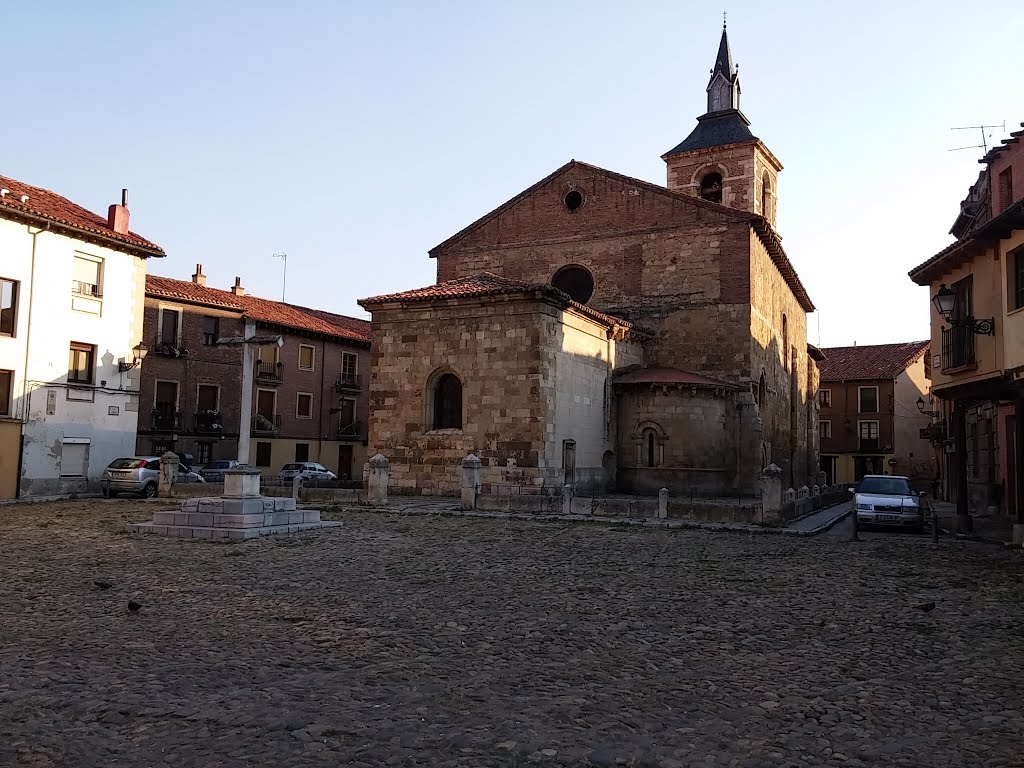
[360,24,821,497]
[817,342,932,486]
[138,268,371,479]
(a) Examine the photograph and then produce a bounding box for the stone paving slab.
[1,499,1022,767]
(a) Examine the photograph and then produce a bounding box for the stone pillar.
[292,474,302,500]
[760,463,783,519]
[461,454,481,510]
[561,484,573,516]
[658,487,668,519]
[367,453,389,506]
[224,465,262,498]
[159,451,178,497]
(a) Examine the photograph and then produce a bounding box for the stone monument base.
[127,495,342,540]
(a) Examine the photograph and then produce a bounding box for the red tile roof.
[613,367,737,388]
[360,272,547,304]
[817,341,930,382]
[360,272,647,334]
[0,174,164,256]
[145,275,370,344]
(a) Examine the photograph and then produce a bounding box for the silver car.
[198,459,240,483]
[101,457,206,498]
[278,462,337,484]
[851,475,925,533]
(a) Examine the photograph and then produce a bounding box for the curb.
[788,506,851,537]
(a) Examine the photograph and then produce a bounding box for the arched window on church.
[431,373,463,430]
[761,172,772,221]
[758,371,766,409]
[782,314,789,372]
[640,427,662,468]
[646,431,656,468]
[699,172,723,204]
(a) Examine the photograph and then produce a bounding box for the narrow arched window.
[432,373,463,429]
[758,372,766,408]
[761,172,772,220]
[647,431,656,468]
[699,172,723,204]
[782,315,789,372]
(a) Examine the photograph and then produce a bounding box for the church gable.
[429,160,746,260]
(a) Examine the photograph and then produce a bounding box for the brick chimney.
[192,264,206,287]
[231,276,245,296]
[107,188,130,234]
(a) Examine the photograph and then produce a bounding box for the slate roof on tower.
[662,111,757,156]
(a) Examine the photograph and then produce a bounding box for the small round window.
[552,265,594,304]
[563,190,584,212]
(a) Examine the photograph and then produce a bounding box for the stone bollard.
[158,451,178,497]
[658,487,669,519]
[461,454,481,510]
[292,473,302,500]
[561,484,573,516]
[760,463,783,523]
[367,453,390,506]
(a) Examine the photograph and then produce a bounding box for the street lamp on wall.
[118,342,148,372]
[916,396,940,418]
[931,283,995,335]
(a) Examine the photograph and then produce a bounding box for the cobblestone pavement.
[1,500,1022,768]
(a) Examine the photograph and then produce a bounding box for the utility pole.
[272,252,287,302]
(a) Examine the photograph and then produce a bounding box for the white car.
[850,475,925,533]
[278,462,337,484]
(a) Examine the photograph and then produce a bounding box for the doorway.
[338,445,353,482]
[562,439,576,486]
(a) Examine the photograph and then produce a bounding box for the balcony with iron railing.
[335,373,362,393]
[941,324,976,372]
[71,280,102,298]
[251,413,281,434]
[152,334,190,358]
[193,410,224,434]
[336,420,362,440]
[255,360,283,385]
[151,406,181,432]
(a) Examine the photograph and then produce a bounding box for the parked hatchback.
[198,459,240,483]
[850,475,925,533]
[101,457,205,498]
[278,462,337,484]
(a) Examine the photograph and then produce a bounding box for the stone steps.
[151,510,320,528]
[126,520,342,540]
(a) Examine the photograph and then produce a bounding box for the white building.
[0,175,165,498]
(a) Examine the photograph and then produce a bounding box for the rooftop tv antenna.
[948,122,1005,154]
[272,251,287,302]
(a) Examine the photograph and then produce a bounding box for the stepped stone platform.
[126,465,342,540]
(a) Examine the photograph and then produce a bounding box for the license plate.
[877,514,901,522]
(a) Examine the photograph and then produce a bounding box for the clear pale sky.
[3,1,1021,347]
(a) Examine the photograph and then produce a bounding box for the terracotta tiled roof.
[0,174,164,256]
[613,367,737,388]
[817,341,930,382]
[359,272,647,335]
[360,273,547,304]
[145,275,370,344]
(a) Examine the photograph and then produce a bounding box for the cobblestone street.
[1,500,1022,768]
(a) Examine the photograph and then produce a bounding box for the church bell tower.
[662,22,782,229]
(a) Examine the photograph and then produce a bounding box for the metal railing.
[71,280,101,297]
[335,373,362,392]
[151,407,181,431]
[193,411,224,433]
[255,361,283,383]
[941,323,976,371]
[336,420,361,438]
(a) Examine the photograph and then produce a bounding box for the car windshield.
[858,477,913,496]
[108,458,146,469]
[281,464,303,471]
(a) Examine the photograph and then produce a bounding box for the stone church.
[360,26,820,497]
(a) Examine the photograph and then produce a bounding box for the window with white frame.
[0,277,18,337]
[60,439,89,477]
[341,352,358,385]
[819,388,832,407]
[71,255,103,298]
[820,420,832,439]
[298,344,315,371]
[158,307,182,347]
[858,420,879,449]
[858,386,878,413]
[296,392,314,419]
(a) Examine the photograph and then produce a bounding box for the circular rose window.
[552,265,594,304]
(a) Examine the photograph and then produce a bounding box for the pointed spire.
[706,21,741,114]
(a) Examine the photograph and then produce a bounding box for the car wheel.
[142,482,158,499]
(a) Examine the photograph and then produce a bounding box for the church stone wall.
[366,297,549,495]
[615,386,736,496]
[748,232,816,487]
